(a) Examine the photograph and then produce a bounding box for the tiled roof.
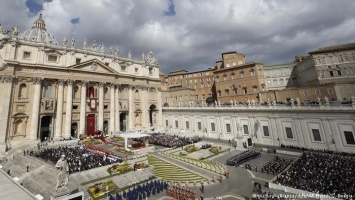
[309,43,355,54]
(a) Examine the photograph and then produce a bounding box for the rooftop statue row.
[0,13,159,65]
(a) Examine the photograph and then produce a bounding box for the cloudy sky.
[1,0,355,74]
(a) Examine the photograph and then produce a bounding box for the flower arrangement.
[83,139,103,146]
[88,180,118,199]
[107,163,132,175]
[184,145,199,153]
[108,136,124,142]
[209,146,220,155]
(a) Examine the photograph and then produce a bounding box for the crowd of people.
[166,184,197,200]
[260,156,293,175]
[226,150,261,167]
[35,145,122,174]
[275,152,355,197]
[280,144,355,156]
[136,133,200,148]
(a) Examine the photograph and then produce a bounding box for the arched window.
[273,79,278,86]
[44,85,52,98]
[279,79,285,86]
[19,83,27,98]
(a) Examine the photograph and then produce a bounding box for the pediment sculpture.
[144,51,158,65]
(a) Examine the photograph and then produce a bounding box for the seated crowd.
[260,156,293,175]
[201,144,212,149]
[227,150,261,167]
[136,133,200,148]
[280,144,355,156]
[35,145,122,174]
[275,152,355,197]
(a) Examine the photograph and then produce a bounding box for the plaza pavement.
[0,137,316,200]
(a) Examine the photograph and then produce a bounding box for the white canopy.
[119,132,150,138]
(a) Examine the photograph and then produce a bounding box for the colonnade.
[25,78,162,140]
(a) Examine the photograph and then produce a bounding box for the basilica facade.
[0,14,163,152]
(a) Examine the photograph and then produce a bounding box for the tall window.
[263,126,270,136]
[211,123,216,132]
[315,89,321,96]
[344,131,355,145]
[44,85,52,98]
[312,129,322,141]
[285,127,293,139]
[226,124,231,133]
[175,120,179,128]
[186,121,189,129]
[149,67,153,75]
[243,125,249,134]
[19,83,27,98]
[240,72,244,78]
[73,86,79,99]
[218,91,221,97]
[250,70,255,76]
[197,122,202,130]
[325,56,330,64]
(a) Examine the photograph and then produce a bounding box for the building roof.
[18,13,59,45]
[264,63,296,69]
[309,42,355,54]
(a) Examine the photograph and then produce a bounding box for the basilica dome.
[18,13,58,45]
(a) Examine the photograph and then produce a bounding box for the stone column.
[64,80,73,139]
[98,82,105,131]
[128,85,134,130]
[141,86,149,129]
[156,87,163,130]
[0,75,15,154]
[54,79,65,139]
[115,84,120,132]
[29,77,43,140]
[109,83,115,133]
[79,81,87,135]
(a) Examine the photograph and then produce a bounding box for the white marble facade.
[0,14,163,153]
[162,105,355,153]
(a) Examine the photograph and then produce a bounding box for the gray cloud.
[1,0,355,74]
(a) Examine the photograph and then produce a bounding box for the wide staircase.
[151,152,223,184]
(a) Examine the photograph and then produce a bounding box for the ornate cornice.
[0,75,16,83]
[66,79,74,85]
[32,77,43,84]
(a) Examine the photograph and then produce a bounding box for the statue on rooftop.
[115,47,119,57]
[12,26,19,37]
[92,40,97,51]
[99,43,104,53]
[290,98,294,106]
[251,99,256,106]
[71,38,75,48]
[128,50,132,59]
[316,96,322,105]
[83,39,87,49]
[62,36,67,46]
[295,97,301,106]
[109,46,113,55]
[271,98,276,106]
[0,29,9,71]
[324,96,329,105]
[55,155,69,191]
[267,98,271,106]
